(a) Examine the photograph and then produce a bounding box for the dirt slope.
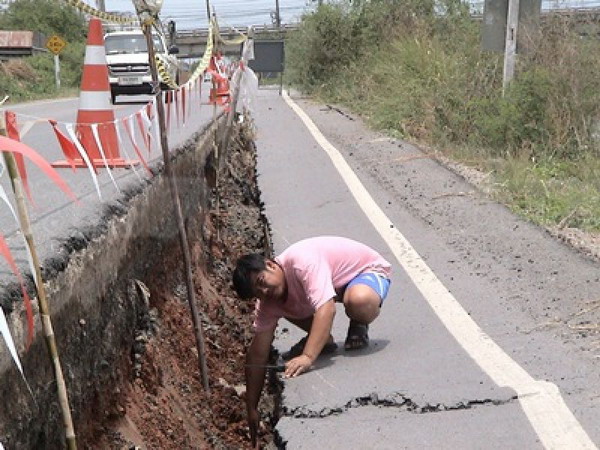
[82,122,278,449]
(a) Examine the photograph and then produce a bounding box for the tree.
[0,0,86,42]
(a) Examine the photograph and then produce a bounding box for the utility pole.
[167,20,176,47]
[275,0,281,28]
[97,0,105,12]
[502,0,520,95]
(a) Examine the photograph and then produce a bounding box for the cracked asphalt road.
[253,88,600,449]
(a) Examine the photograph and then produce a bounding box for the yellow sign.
[46,35,66,55]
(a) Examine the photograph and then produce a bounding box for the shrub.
[474,68,552,157]
[285,3,362,91]
[0,0,86,101]
[284,0,600,230]
[0,0,86,42]
[286,0,600,161]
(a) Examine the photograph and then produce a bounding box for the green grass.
[488,156,600,231]
[285,2,600,232]
[0,42,84,104]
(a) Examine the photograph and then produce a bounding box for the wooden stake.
[142,24,210,392]
[0,118,77,449]
[209,15,221,242]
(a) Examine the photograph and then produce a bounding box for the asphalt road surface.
[254,88,600,449]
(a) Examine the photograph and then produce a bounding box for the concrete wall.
[0,117,228,449]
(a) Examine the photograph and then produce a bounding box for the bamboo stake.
[0,118,77,449]
[210,14,221,242]
[142,23,210,392]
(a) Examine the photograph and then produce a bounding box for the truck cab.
[104,30,179,103]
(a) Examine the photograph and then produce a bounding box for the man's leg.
[342,284,381,324]
[342,273,390,350]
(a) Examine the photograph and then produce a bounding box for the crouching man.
[232,235,392,447]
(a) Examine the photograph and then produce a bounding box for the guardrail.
[176,23,298,41]
[472,6,600,21]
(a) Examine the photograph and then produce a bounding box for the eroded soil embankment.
[0,119,278,448]
[83,122,279,448]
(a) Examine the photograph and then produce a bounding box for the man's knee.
[343,285,381,323]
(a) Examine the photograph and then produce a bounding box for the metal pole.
[502,0,520,95]
[142,23,210,392]
[54,54,61,89]
[205,0,211,22]
[275,0,281,28]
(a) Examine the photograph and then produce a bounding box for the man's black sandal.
[344,321,369,351]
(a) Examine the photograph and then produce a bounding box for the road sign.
[46,35,66,55]
[246,40,284,73]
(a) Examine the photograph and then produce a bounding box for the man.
[232,236,391,447]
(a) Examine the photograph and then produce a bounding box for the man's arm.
[285,298,336,378]
[245,327,275,447]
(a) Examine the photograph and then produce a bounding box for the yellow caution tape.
[62,0,138,24]
[154,21,216,90]
[214,17,248,46]
[217,32,247,46]
[186,23,214,85]
[155,55,178,89]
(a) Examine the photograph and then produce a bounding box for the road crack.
[283,392,518,418]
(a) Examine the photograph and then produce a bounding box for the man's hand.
[284,354,313,378]
[247,407,260,448]
[245,329,275,449]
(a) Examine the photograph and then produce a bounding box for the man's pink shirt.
[253,236,391,332]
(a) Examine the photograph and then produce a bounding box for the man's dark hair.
[232,253,267,299]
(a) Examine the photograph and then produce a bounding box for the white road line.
[282,91,597,450]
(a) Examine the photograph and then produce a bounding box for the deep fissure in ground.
[283,392,519,419]
[78,122,281,449]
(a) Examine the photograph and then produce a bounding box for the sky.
[101,0,600,30]
[103,0,317,30]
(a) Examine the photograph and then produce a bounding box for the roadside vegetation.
[285,0,600,232]
[0,0,86,102]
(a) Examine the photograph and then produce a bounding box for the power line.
[101,0,313,28]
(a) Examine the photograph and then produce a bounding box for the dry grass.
[0,59,38,81]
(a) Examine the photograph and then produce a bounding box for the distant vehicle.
[104,30,179,103]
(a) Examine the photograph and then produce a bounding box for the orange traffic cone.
[208,55,230,107]
[53,18,137,169]
[209,76,230,106]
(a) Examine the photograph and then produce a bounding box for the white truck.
[104,30,179,103]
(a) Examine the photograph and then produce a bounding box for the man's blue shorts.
[346,272,391,305]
